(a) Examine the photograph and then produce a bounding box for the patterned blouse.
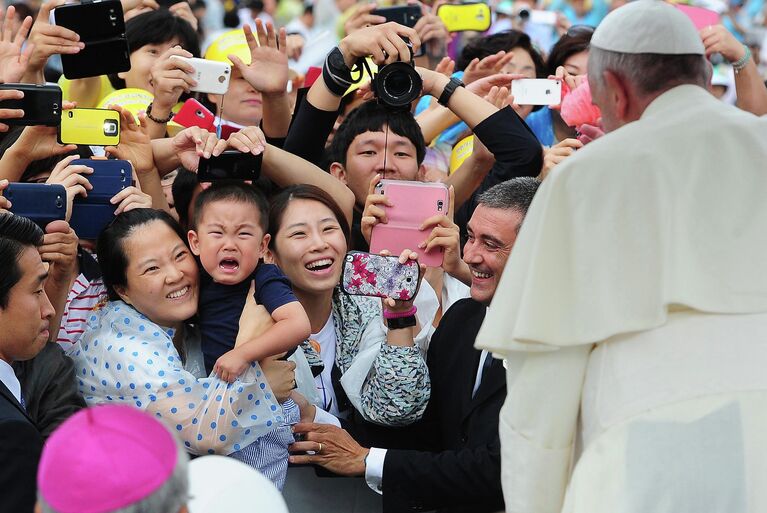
[330,288,431,426]
[67,301,282,455]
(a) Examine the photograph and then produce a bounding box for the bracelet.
[386,315,417,330]
[383,305,417,319]
[145,102,174,124]
[732,45,752,74]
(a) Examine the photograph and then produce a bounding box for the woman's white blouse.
[67,301,282,456]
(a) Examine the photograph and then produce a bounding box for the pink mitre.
[37,405,179,513]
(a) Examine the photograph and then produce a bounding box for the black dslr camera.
[369,38,423,110]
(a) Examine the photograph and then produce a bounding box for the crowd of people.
[0,0,766,512]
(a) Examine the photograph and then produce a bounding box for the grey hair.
[587,47,709,96]
[477,177,541,218]
[38,429,189,513]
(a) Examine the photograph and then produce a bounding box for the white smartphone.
[171,56,231,95]
[529,10,558,26]
[511,79,562,106]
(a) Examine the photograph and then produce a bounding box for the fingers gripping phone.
[68,159,131,240]
[437,3,492,32]
[5,183,67,227]
[511,79,563,106]
[58,109,121,146]
[170,56,232,95]
[197,150,263,182]
[51,0,130,79]
[369,180,449,268]
[342,251,420,301]
[0,83,62,126]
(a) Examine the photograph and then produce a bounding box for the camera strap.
[215,93,225,139]
[359,58,390,179]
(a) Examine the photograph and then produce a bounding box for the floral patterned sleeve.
[360,340,431,426]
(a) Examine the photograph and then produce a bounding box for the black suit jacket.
[381,298,506,513]
[0,379,43,513]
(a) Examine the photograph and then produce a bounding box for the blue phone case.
[5,183,67,227]
[69,159,131,240]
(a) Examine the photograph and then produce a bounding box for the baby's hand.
[213,349,251,383]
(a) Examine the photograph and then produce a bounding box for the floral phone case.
[341,251,420,301]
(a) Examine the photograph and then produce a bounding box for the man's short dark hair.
[477,177,541,224]
[0,214,45,308]
[191,181,269,233]
[328,101,426,168]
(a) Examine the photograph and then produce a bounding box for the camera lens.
[103,120,118,136]
[376,62,423,109]
[519,8,530,19]
[384,72,412,98]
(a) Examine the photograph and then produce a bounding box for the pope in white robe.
[475,2,767,512]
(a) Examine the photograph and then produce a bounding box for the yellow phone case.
[437,3,492,33]
[58,108,120,146]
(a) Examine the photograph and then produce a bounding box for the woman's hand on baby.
[213,348,250,383]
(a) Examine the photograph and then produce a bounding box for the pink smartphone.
[369,180,449,268]
[342,251,420,300]
[173,98,215,132]
[674,4,720,30]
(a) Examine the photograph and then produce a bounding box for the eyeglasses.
[565,25,596,38]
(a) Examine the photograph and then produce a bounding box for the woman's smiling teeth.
[306,258,333,271]
[166,286,189,299]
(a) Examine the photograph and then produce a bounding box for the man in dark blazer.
[0,214,56,513]
[290,178,541,513]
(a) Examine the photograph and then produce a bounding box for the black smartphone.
[197,150,263,182]
[69,159,132,239]
[372,5,422,27]
[0,83,61,126]
[157,0,186,7]
[52,0,130,79]
[5,183,67,227]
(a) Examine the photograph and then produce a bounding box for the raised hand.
[105,106,154,174]
[111,185,153,214]
[46,155,94,221]
[539,138,583,180]
[39,220,78,282]
[151,46,196,112]
[0,179,11,212]
[229,20,289,96]
[0,6,34,83]
[700,25,746,63]
[226,125,267,155]
[338,22,421,67]
[171,126,227,171]
[418,185,465,280]
[169,1,198,31]
[361,174,391,244]
[0,88,24,132]
[7,102,78,161]
[462,51,516,85]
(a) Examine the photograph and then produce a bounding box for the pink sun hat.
[37,405,180,513]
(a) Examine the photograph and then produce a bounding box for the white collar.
[0,358,21,404]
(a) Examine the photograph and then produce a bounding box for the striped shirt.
[56,249,108,347]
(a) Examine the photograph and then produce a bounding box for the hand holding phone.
[0,83,61,127]
[45,155,95,220]
[170,56,231,95]
[437,3,492,32]
[511,78,563,106]
[0,179,12,212]
[151,47,197,110]
[173,98,216,132]
[342,251,421,301]
[5,183,68,227]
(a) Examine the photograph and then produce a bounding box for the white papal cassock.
[475,84,767,513]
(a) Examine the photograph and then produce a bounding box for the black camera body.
[370,38,423,110]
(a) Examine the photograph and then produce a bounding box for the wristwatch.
[386,315,417,330]
[437,77,465,107]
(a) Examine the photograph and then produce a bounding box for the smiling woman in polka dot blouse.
[67,209,284,461]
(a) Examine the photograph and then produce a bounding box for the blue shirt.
[199,263,298,373]
[525,106,556,147]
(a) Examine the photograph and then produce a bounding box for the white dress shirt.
[0,358,22,405]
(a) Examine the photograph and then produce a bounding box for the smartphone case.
[511,79,562,106]
[171,57,232,95]
[5,183,67,227]
[68,159,131,239]
[52,0,130,79]
[342,251,420,301]
[437,3,492,32]
[369,180,449,268]
[59,109,121,146]
[0,83,61,126]
[197,151,263,182]
[173,99,216,132]
[372,5,422,27]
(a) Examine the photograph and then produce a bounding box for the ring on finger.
[318,442,324,454]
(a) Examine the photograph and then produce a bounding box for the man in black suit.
[290,177,541,513]
[0,213,56,513]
